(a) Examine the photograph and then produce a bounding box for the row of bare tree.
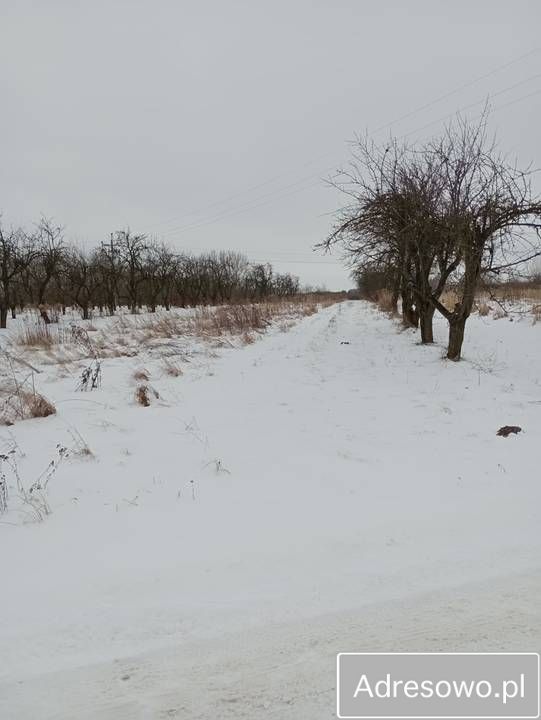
[322,114,541,359]
[0,222,300,327]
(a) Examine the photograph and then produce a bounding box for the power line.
[402,71,541,139]
[371,46,541,135]
[158,176,325,238]
[493,85,541,111]
[140,45,541,239]
[156,80,541,241]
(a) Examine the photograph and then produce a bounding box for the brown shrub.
[135,384,159,406]
[135,384,150,407]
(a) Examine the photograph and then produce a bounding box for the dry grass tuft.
[162,360,183,377]
[374,289,395,313]
[477,302,490,316]
[532,304,541,324]
[135,383,159,407]
[26,394,56,418]
[16,321,58,349]
[241,332,256,345]
[135,384,150,407]
[133,368,150,382]
[0,383,56,425]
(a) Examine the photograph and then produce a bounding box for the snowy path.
[1,301,540,718]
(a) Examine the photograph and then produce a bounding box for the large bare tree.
[428,117,541,359]
[322,116,541,359]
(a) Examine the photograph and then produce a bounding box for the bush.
[135,383,159,406]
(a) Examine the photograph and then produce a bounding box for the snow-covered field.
[1,300,540,719]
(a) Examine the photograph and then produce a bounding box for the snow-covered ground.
[1,301,540,719]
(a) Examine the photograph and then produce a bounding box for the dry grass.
[34,297,344,365]
[26,393,56,418]
[162,360,183,377]
[135,383,159,406]
[375,289,395,313]
[300,303,318,317]
[532,304,541,324]
[16,321,58,349]
[190,299,332,337]
[241,332,256,345]
[100,298,343,351]
[136,314,186,339]
[192,304,273,335]
[440,289,460,311]
[0,383,56,425]
[133,368,150,382]
[279,320,295,333]
[483,283,541,303]
[477,302,490,316]
[135,384,150,407]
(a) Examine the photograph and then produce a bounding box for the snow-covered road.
[1,301,540,718]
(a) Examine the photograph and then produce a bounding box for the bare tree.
[67,248,102,319]
[320,138,442,337]
[116,230,147,314]
[428,117,541,359]
[0,220,37,328]
[321,117,541,358]
[29,216,66,306]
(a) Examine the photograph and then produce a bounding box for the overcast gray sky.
[2,0,540,289]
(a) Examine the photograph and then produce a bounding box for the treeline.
[0,220,300,327]
[322,113,541,359]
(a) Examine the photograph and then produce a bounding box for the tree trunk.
[390,290,399,314]
[419,304,435,344]
[0,306,8,329]
[447,317,467,361]
[402,294,418,327]
[10,306,16,320]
